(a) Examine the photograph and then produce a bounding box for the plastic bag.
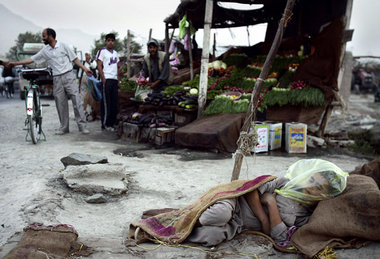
[87,75,102,101]
[135,74,151,101]
[274,159,348,205]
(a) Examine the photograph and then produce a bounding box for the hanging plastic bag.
[87,75,102,101]
[179,15,196,39]
[274,159,348,205]
[135,73,151,101]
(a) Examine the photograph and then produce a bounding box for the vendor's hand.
[260,193,276,206]
[85,68,93,76]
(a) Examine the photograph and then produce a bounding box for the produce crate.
[155,127,176,146]
[174,107,197,126]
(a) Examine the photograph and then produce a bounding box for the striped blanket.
[129,175,276,244]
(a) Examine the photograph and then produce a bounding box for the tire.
[28,91,41,144]
[28,114,38,144]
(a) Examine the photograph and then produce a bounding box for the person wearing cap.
[96,33,120,131]
[142,39,172,93]
[8,28,91,135]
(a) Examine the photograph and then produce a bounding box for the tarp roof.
[165,0,348,39]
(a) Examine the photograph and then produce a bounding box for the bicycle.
[20,67,52,144]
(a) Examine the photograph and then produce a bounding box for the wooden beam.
[197,0,214,119]
[165,23,169,53]
[187,27,194,80]
[126,30,131,78]
[231,0,296,181]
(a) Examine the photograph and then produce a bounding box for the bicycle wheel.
[27,90,40,144]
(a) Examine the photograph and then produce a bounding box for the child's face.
[302,173,329,196]
[106,38,115,50]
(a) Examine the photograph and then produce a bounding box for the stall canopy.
[165,0,348,42]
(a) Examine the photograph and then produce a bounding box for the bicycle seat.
[20,68,53,84]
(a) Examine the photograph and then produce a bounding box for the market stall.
[116,0,353,153]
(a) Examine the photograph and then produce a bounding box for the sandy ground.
[0,93,379,258]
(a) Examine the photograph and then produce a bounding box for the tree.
[91,31,142,57]
[6,31,42,61]
[122,32,142,55]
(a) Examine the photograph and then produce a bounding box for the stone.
[308,135,326,147]
[85,194,107,204]
[60,153,108,168]
[62,163,130,196]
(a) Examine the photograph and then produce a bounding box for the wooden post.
[165,23,169,53]
[246,26,251,46]
[187,26,194,80]
[197,0,214,119]
[231,0,296,181]
[126,30,131,78]
[148,28,152,41]
[212,33,216,61]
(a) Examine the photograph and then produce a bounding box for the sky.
[0,0,379,57]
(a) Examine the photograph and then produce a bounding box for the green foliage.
[223,53,248,68]
[182,74,217,89]
[92,31,142,57]
[261,87,325,109]
[162,85,185,95]
[120,77,137,92]
[278,70,295,88]
[207,89,223,99]
[253,55,305,74]
[6,31,42,61]
[204,96,250,115]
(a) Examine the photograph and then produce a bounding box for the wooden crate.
[155,127,176,146]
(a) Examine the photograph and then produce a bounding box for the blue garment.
[87,75,102,101]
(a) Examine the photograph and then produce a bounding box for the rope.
[136,237,260,258]
[280,8,293,27]
[236,131,258,157]
[314,246,337,259]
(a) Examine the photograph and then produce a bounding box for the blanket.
[129,175,276,244]
[291,174,380,257]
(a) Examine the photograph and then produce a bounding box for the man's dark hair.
[45,28,56,39]
[105,33,116,41]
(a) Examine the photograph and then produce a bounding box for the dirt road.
[0,94,378,258]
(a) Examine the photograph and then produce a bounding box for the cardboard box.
[267,122,282,150]
[285,122,307,153]
[250,122,269,153]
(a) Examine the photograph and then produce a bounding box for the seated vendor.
[186,160,347,247]
[142,39,172,93]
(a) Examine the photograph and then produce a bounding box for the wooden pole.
[231,0,296,181]
[246,26,251,46]
[213,33,216,61]
[148,28,152,41]
[197,0,214,119]
[165,23,169,53]
[126,30,131,78]
[187,26,194,80]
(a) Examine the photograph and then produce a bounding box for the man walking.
[96,33,120,131]
[9,28,91,135]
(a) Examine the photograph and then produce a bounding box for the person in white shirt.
[9,28,91,135]
[96,33,120,131]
